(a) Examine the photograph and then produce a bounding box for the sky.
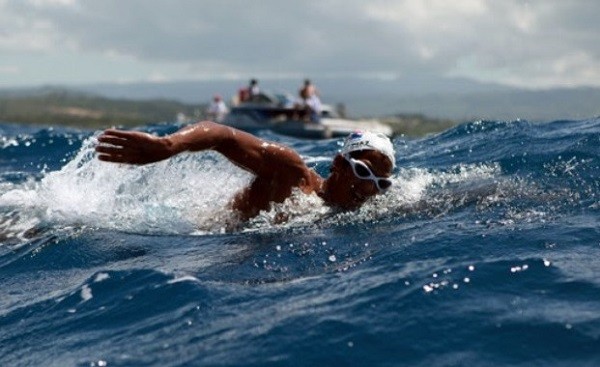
[1,0,599,89]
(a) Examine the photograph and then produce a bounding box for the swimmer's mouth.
[352,191,368,205]
[354,192,366,200]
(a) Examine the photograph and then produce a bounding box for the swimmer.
[95,121,395,220]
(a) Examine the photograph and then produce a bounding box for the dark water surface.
[1,118,599,366]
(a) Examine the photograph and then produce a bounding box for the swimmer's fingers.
[97,130,153,147]
[96,153,145,164]
[96,129,173,165]
[96,153,123,163]
[95,144,133,155]
[101,129,149,140]
[95,144,147,163]
[96,135,131,148]
[96,144,148,164]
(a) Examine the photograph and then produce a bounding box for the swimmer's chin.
[329,199,367,212]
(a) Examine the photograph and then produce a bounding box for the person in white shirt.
[297,79,322,123]
[206,94,229,123]
[304,93,322,123]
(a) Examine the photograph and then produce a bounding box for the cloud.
[1,0,599,87]
[0,65,20,75]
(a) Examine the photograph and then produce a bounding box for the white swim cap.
[341,131,396,168]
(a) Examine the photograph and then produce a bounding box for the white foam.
[94,273,110,282]
[0,137,19,149]
[80,284,93,302]
[1,136,503,240]
[167,275,200,284]
[1,135,252,238]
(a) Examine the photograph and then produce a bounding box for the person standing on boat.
[298,79,322,123]
[206,94,229,123]
[249,79,260,98]
[299,79,319,100]
[304,92,323,123]
[95,122,395,221]
[238,79,260,103]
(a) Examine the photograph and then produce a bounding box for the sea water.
[0,118,599,366]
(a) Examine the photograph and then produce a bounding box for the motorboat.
[221,91,393,139]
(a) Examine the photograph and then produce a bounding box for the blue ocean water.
[0,118,599,367]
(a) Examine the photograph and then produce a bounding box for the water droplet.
[543,259,551,267]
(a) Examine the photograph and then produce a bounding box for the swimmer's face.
[330,150,393,210]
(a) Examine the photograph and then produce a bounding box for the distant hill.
[74,75,511,104]
[0,87,453,136]
[1,77,599,132]
[69,77,600,122]
[368,87,600,122]
[0,87,205,129]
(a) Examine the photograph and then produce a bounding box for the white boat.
[221,91,392,139]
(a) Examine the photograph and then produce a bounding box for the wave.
[1,118,599,366]
[1,118,598,244]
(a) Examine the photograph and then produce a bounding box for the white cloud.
[502,51,600,88]
[365,0,488,25]
[0,12,59,51]
[27,0,77,7]
[0,65,20,74]
[0,0,599,88]
[147,71,169,83]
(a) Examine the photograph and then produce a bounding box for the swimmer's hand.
[95,129,175,165]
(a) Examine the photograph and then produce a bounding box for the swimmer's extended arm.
[95,121,307,177]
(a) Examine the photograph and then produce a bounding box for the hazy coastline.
[2,77,599,136]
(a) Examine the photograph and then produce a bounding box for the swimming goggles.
[344,154,392,193]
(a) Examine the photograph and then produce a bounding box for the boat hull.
[220,99,393,139]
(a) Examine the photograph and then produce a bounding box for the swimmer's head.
[341,131,396,169]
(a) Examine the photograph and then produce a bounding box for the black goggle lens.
[378,179,392,190]
[354,164,371,177]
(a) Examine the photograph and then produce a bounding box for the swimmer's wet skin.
[96,121,395,219]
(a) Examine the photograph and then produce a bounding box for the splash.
[1,133,514,244]
[239,162,505,231]
[0,134,253,243]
